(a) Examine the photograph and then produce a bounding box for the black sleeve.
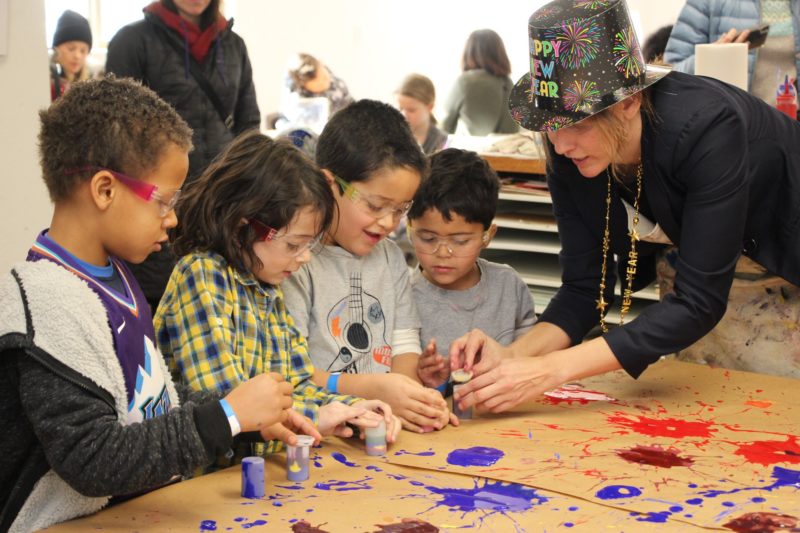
[232,36,261,133]
[18,356,233,497]
[605,102,748,377]
[105,24,147,82]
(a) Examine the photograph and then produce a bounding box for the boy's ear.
[482,223,498,248]
[89,170,116,212]
[320,168,335,186]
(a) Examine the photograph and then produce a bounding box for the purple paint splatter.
[241,519,268,529]
[314,476,373,492]
[330,452,357,467]
[199,520,217,532]
[424,478,548,514]
[446,447,505,467]
[394,449,436,457]
[595,485,642,500]
[700,466,799,498]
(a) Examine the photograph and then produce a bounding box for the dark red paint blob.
[723,512,798,532]
[734,436,800,466]
[374,519,439,532]
[291,520,331,533]
[606,413,717,438]
[616,445,694,468]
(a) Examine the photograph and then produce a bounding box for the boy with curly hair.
[0,77,298,533]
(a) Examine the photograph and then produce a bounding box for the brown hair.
[38,76,192,202]
[545,88,657,179]
[288,53,322,89]
[461,29,511,77]
[161,0,222,29]
[397,73,437,124]
[172,130,335,274]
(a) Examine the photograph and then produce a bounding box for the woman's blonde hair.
[397,73,437,124]
[51,49,91,82]
[545,88,656,179]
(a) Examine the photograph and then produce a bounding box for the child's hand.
[352,399,402,443]
[417,339,450,388]
[317,401,376,437]
[375,374,449,433]
[224,372,293,432]
[260,410,322,446]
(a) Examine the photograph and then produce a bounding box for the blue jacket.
[664,0,800,90]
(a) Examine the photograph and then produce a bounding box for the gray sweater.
[0,261,232,533]
[441,69,519,136]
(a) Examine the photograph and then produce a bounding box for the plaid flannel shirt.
[154,252,358,456]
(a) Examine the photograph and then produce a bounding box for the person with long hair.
[441,29,519,135]
[451,0,800,414]
[395,73,448,154]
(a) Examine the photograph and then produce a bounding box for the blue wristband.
[435,382,448,394]
[326,373,341,394]
[219,398,241,436]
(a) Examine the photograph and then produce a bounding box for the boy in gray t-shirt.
[407,149,536,390]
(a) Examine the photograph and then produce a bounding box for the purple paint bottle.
[241,456,265,498]
[286,435,314,481]
[365,420,387,456]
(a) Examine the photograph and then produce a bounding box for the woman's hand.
[417,339,449,388]
[715,27,750,44]
[453,354,564,413]
[449,329,511,376]
[260,409,322,446]
[376,373,452,433]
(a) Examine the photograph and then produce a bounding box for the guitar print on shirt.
[326,271,392,373]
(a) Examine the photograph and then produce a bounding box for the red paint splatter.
[496,429,527,439]
[723,512,798,532]
[616,445,694,468]
[745,400,773,409]
[478,467,516,473]
[732,436,800,466]
[606,413,717,438]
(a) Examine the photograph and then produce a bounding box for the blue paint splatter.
[331,452,357,467]
[722,501,736,507]
[272,501,283,507]
[199,520,217,532]
[289,519,298,524]
[528,429,533,439]
[306,509,314,513]
[635,511,670,523]
[275,484,304,490]
[554,452,561,461]
[410,480,424,486]
[564,522,574,528]
[366,465,383,472]
[424,479,548,514]
[685,498,703,506]
[234,517,246,523]
[394,448,435,457]
[386,473,408,481]
[699,466,800,498]
[240,502,254,505]
[688,483,698,488]
[596,485,642,500]
[751,496,766,503]
[568,506,579,511]
[669,506,684,512]
[314,476,373,492]
[446,447,505,467]
[241,520,268,529]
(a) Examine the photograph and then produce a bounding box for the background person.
[50,10,92,101]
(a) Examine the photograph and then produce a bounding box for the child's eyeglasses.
[249,219,322,258]
[332,173,413,221]
[65,166,181,218]
[406,225,490,257]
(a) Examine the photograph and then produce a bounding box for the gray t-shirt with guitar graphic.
[282,239,420,374]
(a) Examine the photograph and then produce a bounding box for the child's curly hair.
[38,76,193,201]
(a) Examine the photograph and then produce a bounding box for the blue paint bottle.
[241,456,265,498]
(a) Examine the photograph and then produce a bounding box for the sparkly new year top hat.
[508,0,671,132]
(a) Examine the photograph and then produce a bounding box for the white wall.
[0,0,50,273]
[234,0,685,122]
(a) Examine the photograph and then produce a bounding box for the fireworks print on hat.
[542,116,575,132]
[613,27,644,78]
[563,80,601,112]
[532,4,564,22]
[574,0,611,9]
[547,18,601,70]
[510,105,532,123]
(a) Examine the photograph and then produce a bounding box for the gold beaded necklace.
[597,163,643,333]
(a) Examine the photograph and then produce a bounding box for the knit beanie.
[52,10,92,50]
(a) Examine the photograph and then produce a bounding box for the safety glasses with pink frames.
[249,219,322,258]
[66,166,181,217]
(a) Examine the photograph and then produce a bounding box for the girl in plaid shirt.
[155,131,399,464]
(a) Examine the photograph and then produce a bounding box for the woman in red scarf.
[106,0,261,312]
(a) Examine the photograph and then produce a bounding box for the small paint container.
[286,435,314,481]
[241,456,265,498]
[364,420,387,456]
[452,384,473,420]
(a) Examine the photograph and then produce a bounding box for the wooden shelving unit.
[482,154,658,324]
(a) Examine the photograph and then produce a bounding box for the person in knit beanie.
[50,10,93,101]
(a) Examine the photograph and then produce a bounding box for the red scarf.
[145,2,228,63]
